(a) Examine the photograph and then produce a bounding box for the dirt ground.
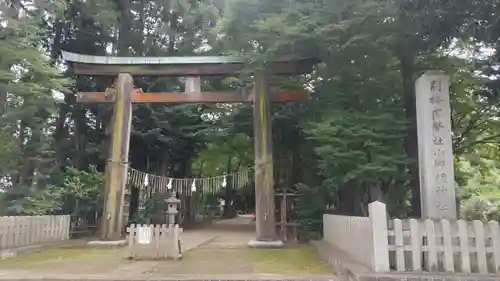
[0,217,333,279]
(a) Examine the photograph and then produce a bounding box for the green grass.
[243,245,332,274]
[0,242,332,275]
[0,248,120,266]
[0,240,124,268]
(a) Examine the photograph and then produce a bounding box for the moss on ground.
[0,242,332,275]
[244,245,332,274]
[0,247,121,266]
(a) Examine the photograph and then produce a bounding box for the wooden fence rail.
[126,224,182,260]
[323,202,500,274]
[387,217,500,274]
[0,215,71,249]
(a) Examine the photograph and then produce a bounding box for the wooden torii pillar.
[249,70,281,247]
[62,51,316,243]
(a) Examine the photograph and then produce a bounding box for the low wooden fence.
[0,215,71,249]
[323,213,374,269]
[126,224,182,260]
[387,217,500,274]
[323,201,500,274]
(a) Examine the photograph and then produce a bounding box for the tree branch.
[456,133,500,154]
[453,107,490,152]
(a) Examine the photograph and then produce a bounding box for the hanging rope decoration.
[191,180,196,192]
[126,166,253,196]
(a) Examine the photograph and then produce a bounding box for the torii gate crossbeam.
[62,51,317,247]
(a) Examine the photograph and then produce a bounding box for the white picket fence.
[126,224,182,260]
[323,202,389,272]
[323,212,375,269]
[0,215,71,249]
[323,201,500,274]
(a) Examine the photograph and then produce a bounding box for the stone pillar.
[415,71,457,219]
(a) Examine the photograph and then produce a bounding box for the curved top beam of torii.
[61,51,317,76]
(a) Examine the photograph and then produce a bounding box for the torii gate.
[62,51,316,246]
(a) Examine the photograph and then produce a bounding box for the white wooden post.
[409,218,422,271]
[174,224,181,259]
[64,215,71,240]
[440,219,454,272]
[393,218,405,271]
[425,219,438,271]
[490,220,500,274]
[0,217,5,249]
[368,201,390,272]
[474,220,488,274]
[457,220,471,273]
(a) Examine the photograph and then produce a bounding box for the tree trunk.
[399,54,421,218]
[13,121,26,186]
[53,100,69,168]
[223,155,234,218]
[338,185,364,216]
[164,0,177,54]
[0,0,22,113]
[74,109,87,170]
[116,0,132,56]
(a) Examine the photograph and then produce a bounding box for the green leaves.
[4,166,103,216]
[193,133,252,177]
[308,109,407,189]
[2,0,499,227]
[0,1,69,194]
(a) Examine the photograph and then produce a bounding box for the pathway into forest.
[184,214,257,249]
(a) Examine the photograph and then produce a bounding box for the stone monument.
[415,71,457,219]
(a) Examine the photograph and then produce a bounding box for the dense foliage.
[1,0,500,237]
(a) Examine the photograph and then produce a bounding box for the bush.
[461,196,500,221]
[294,183,329,240]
